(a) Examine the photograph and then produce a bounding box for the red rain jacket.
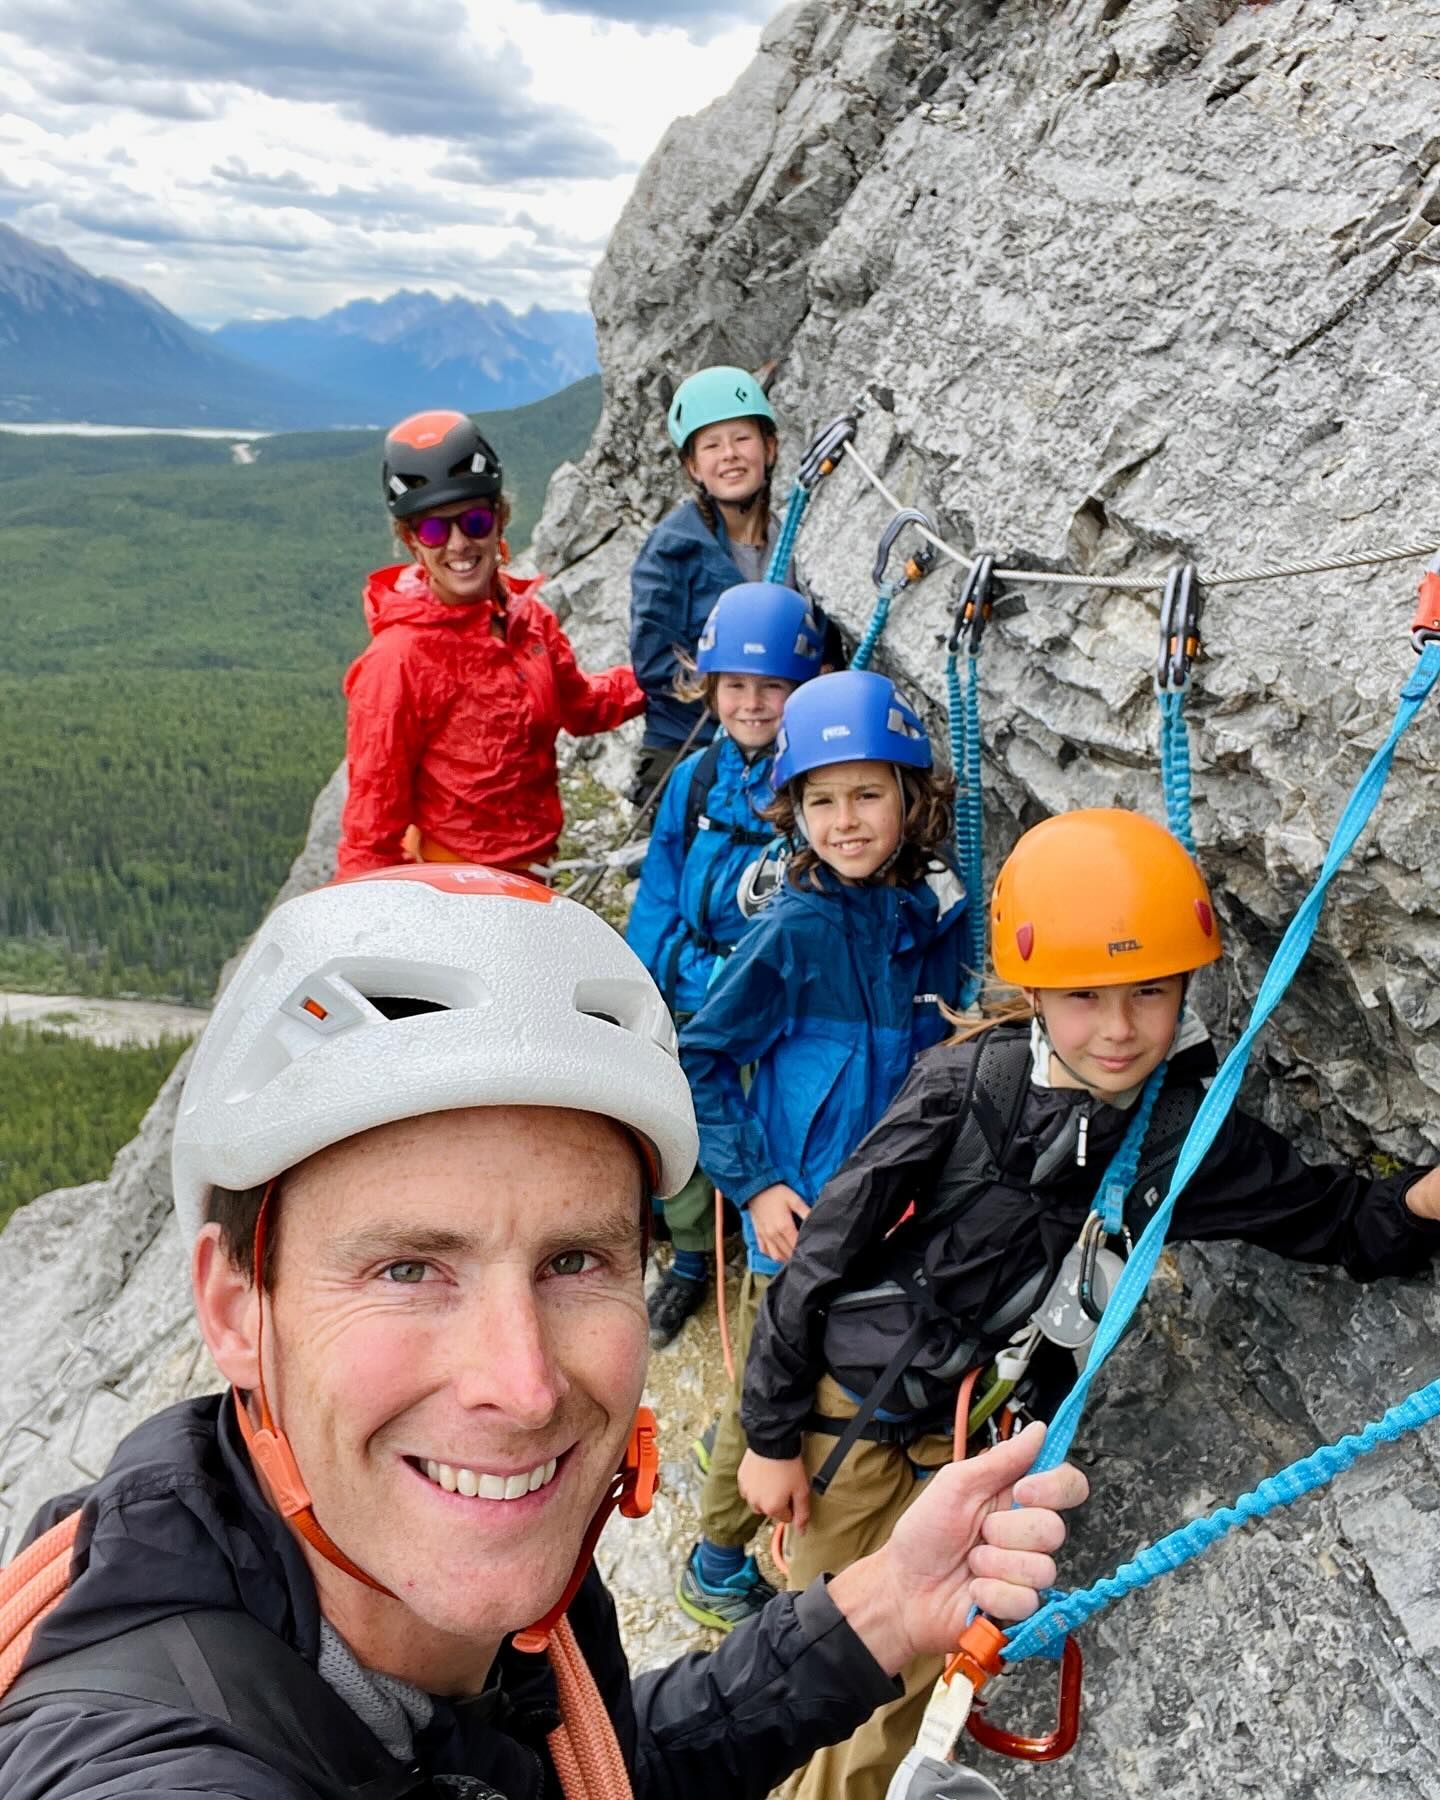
[337,564,644,876]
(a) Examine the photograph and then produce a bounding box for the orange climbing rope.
[0,1512,81,1699]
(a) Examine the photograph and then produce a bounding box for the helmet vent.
[573,977,677,1056]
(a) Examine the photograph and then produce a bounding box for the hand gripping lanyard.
[913,577,1440,1773]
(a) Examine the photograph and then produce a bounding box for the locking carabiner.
[1157,563,1203,690]
[949,554,998,656]
[967,1637,1083,1762]
[797,414,858,489]
[1412,557,1440,654]
[943,1616,1083,1764]
[873,508,939,591]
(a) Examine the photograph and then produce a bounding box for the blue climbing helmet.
[771,669,932,790]
[667,366,777,452]
[695,583,824,686]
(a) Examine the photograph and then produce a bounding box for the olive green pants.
[699,1269,772,1549]
[784,1377,952,1800]
[658,1166,716,1256]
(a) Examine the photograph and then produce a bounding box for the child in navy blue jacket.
[628,366,840,806]
[627,582,825,1347]
[673,670,971,1631]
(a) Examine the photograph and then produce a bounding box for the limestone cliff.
[541,3,1440,1790]
[3,3,1439,1794]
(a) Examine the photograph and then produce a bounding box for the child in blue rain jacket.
[672,669,969,1633]
[628,583,825,1349]
[628,366,842,805]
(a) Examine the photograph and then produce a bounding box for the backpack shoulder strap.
[682,738,726,855]
[1129,1080,1202,1218]
[920,1026,1033,1233]
[0,1610,427,1800]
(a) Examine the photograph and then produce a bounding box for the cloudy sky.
[0,0,774,326]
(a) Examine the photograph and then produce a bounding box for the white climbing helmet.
[171,866,698,1243]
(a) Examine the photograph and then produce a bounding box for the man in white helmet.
[0,867,1086,1800]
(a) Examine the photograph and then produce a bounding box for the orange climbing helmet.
[991,808,1222,988]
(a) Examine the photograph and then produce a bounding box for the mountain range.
[0,225,597,429]
[213,293,597,423]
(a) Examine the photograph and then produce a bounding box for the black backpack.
[809,1026,1199,1492]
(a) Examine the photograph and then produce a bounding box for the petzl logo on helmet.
[743,640,767,654]
[1107,938,1143,956]
[821,724,851,740]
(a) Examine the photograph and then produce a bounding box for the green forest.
[0,377,601,1219]
[0,375,601,1002]
[0,1020,190,1226]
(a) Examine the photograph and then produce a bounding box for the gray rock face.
[4,2,1439,1793]
[537,1,1440,1791]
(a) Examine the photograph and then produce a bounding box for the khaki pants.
[785,1377,953,1800]
[699,1270,771,1549]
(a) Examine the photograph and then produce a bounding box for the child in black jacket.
[737,808,1440,1800]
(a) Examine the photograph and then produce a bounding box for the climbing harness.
[947,556,997,1008]
[765,414,858,584]
[852,509,939,671]
[923,616,1440,1765]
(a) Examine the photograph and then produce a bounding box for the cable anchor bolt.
[1157,562,1203,690]
[948,553,998,656]
[797,414,858,488]
[1412,556,1440,654]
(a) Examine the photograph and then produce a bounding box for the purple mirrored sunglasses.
[412,504,497,548]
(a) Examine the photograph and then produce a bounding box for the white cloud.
[0,0,766,325]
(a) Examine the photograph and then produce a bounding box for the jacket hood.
[362,564,544,638]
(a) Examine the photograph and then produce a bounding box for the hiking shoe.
[675,1546,777,1632]
[691,1420,717,1476]
[647,1270,706,1349]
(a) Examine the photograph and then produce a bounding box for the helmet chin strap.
[235,1181,396,1596]
[1032,1006,1095,1093]
[233,1175,659,1642]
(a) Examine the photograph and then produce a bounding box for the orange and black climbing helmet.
[382,409,502,518]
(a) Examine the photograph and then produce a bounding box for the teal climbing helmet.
[667,366,777,451]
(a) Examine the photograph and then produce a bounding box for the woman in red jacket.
[337,410,644,877]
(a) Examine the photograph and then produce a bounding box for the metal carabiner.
[966,1637,1084,1763]
[948,553,998,655]
[1077,1212,1108,1325]
[797,414,858,488]
[872,508,939,590]
[1157,563,1203,690]
[1412,558,1440,654]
